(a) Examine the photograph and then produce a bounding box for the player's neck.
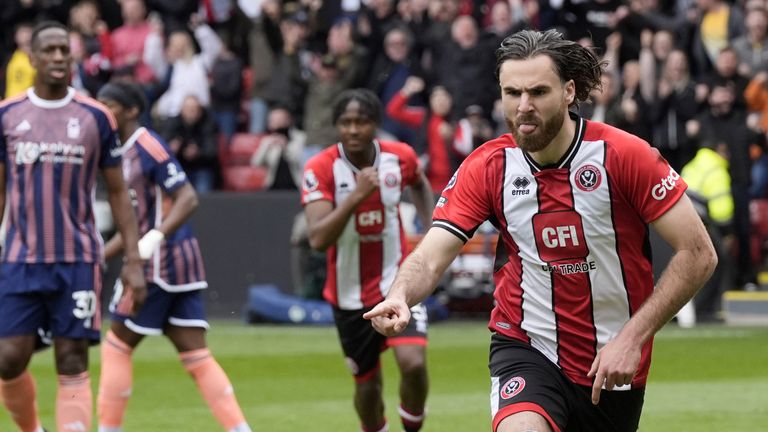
[120,123,141,143]
[344,146,376,169]
[32,83,68,101]
[527,116,576,166]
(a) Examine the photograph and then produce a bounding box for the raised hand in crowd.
[401,76,425,97]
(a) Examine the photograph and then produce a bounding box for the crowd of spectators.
[2,0,768,294]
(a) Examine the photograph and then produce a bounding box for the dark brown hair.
[495,29,606,106]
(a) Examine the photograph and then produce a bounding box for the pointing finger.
[591,371,605,405]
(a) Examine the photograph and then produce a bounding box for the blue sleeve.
[140,133,189,194]
[96,111,121,168]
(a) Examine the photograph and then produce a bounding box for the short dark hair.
[30,21,70,50]
[97,81,148,114]
[332,88,382,125]
[495,29,605,107]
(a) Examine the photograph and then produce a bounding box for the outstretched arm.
[588,193,717,404]
[364,227,464,335]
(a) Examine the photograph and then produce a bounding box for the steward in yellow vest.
[681,145,734,230]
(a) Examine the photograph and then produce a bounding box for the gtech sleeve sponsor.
[650,167,681,201]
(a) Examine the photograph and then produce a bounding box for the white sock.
[229,423,252,432]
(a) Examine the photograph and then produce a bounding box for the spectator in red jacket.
[386,76,455,191]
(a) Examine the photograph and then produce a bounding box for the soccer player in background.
[95,81,251,432]
[0,21,146,432]
[365,29,718,432]
[302,88,435,432]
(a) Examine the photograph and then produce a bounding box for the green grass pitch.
[1,321,766,431]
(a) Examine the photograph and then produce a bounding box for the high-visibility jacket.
[681,147,733,224]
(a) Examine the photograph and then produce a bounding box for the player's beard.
[507,102,567,154]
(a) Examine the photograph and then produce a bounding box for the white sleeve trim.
[432,220,469,242]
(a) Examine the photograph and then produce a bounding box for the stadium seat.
[218,132,270,191]
[226,133,264,165]
[221,165,268,191]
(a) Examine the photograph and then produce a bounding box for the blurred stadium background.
[4,0,768,429]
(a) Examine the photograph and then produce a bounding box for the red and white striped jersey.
[302,140,420,310]
[433,115,687,388]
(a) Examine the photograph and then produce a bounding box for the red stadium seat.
[226,133,264,164]
[221,165,268,191]
[218,133,270,191]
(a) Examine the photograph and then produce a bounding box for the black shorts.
[489,334,645,432]
[333,303,428,382]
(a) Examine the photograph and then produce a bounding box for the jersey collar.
[116,126,147,155]
[522,111,585,173]
[337,139,381,172]
[27,87,75,109]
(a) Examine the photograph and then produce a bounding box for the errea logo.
[513,176,529,188]
[651,167,681,201]
[511,176,530,196]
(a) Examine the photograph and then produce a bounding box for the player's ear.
[564,79,575,106]
[28,50,41,71]
[129,106,141,120]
